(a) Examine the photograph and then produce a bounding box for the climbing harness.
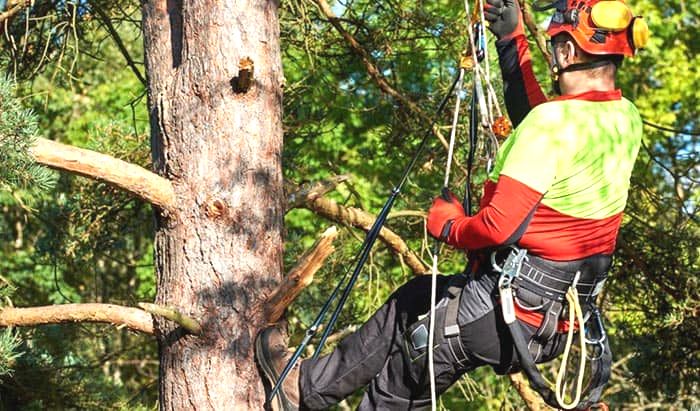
[492,246,613,410]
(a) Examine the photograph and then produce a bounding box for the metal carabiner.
[490,245,525,273]
[495,248,528,325]
[585,307,608,361]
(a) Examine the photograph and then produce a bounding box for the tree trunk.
[141,0,283,409]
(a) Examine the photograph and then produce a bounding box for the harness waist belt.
[514,256,608,302]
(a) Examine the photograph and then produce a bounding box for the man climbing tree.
[256,0,648,409]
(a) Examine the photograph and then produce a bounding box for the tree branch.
[0,0,29,25]
[137,303,202,335]
[303,196,428,275]
[522,2,552,63]
[91,4,147,87]
[509,373,547,411]
[265,226,339,323]
[0,304,154,334]
[312,0,467,176]
[285,177,428,274]
[285,175,350,211]
[30,137,176,212]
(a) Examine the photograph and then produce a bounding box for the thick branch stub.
[138,303,202,335]
[0,304,154,334]
[265,226,339,323]
[232,57,255,93]
[30,138,176,212]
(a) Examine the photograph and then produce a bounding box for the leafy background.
[0,0,697,409]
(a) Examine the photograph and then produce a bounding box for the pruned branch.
[265,226,339,323]
[137,303,202,335]
[30,137,176,212]
[0,304,154,334]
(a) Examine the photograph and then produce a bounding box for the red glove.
[427,191,468,244]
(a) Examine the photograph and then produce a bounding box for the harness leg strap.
[527,300,564,361]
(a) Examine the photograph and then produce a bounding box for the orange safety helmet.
[539,0,650,57]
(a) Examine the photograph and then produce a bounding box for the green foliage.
[0,78,55,191]
[0,0,696,409]
[0,329,23,379]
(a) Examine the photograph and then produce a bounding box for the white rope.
[428,252,439,411]
[443,68,466,188]
[429,65,465,411]
[463,0,501,165]
[428,4,508,408]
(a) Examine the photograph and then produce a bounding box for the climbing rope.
[428,0,510,411]
[555,271,588,409]
[428,66,466,411]
[462,0,506,173]
[427,2,512,408]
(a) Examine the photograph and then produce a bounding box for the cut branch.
[137,303,202,335]
[265,226,339,323]
[0,304,154,334]
[303,196,428,275]
[30,137,176,212]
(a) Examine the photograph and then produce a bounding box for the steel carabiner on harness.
[585,306,608,361]
[493,248,528,325]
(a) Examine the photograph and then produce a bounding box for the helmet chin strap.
[550,46,614,94]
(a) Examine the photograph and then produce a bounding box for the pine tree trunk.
[141,0,283,409]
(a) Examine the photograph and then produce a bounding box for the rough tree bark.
[142,0,283,409]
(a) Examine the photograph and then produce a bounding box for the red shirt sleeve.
[447,175,543,250]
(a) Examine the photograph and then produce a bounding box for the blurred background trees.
[0,0,696,409]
